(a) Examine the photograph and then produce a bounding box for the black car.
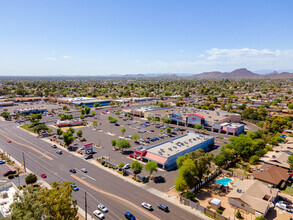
[85,154,93,160]
[155,125,161,128]
[157,204,169,212]
[150,130,154,132]
[171,132,177,135]
[114,123,120,126]
[179,128,186,131]
[154,176,165,183]
[69,169,76,173]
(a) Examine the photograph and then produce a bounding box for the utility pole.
[85,191,87,220]
[22,152,26,173]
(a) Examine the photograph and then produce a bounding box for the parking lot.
[6,101,233,192]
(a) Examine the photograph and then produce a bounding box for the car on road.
[81,168,87,173]
[85,154,93,160]
[93,210,105,219]
[41,173,47,178]
[125,212,135,220]
[157,204,169,212]
[3,170,16,176]
[51,144,57,148]
[141,202,153,210]
[56,150,62,154]
[98,204,108,213]
[0,160,6,164]
[123,164,130,169]
[6,140,11,143]
[69,169,76,173]
[71,184,79,191]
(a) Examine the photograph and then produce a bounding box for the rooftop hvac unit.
[169,148,172,151]
[173,146,177,149]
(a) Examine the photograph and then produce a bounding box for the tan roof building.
[227,180,278,217]
[259,151,290,169]
[251,164,290,187]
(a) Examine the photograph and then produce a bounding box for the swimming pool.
[215,178,232,186]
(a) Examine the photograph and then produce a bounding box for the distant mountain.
[191,68,293,79]
[192,68,260,79]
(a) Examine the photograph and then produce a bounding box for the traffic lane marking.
[75,168,96,181]
[0,132,54,161]
[71,175,160,220]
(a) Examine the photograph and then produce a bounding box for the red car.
[41,173,47,178]
[3,170,16,176]
[7,139,11,143]
[129,153,135,158]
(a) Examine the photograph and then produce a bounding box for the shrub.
[206,205,211,209]
[8,174,14,179]
[185,191,196,201]
[255,216,266,220]
[101,161,105,165]
[25,173,37,185]
[14,174,19,177]
[235,210,242,219]
[280,181,286,190]
[216,209,223,214]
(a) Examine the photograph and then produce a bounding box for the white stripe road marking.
[75,168,96,181]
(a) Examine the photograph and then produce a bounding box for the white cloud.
[141,48,293,73]
[44,57,56,61]
[63,56,71,59]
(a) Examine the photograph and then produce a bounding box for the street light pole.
[85,191,87,220]
[22,152,26,173]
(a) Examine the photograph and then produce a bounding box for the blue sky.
[1,0,293,76]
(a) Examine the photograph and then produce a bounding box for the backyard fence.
[220,169,248,180]
[191,169,222,192]
[180,196,229,220]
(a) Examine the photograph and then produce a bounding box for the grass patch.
[20,124,34,132]
[283,186,293,195]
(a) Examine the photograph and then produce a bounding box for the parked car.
[85,154,93,160]
[171,132,177,135]
[126,135,132,139]
[141,202,153,210]
[179,128,186,131]
[275,202,291,212]
[69,169,76,173]
[71,184,79,191]
[93,210,105,219]
[138,130,146,133]
[134,141,140,144]
[81,168,87,173]
[6,140,11,143]
[157,204,169,212]
[150,130,154,132]
[155,125,161,128]
[0,160,6,164]
[41,173,47,178]
[154,176,165,183]
[114,123,120,126]
[129,153,135,158]
[3,170,16,176]
[125,212,136,220]
[144,140,150,144]
[123,164,130,169]
[174,128,179,131]
[98,204,108,213]
[56,150,62,154]
[51,144,57,148]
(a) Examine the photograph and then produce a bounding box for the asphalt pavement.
[0,119,207,220]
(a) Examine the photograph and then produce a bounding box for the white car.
[141,202,153,210]
[123,164,130,169]
[81,168,87,173]
[98,204,108,213]
[275,203,290,212]
[93,210,105,219]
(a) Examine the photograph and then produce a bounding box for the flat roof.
[146,132,213,158]
[218,122,243,128]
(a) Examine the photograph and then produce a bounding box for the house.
[251,164,290,187]
[259,151,291,169]
[227,180,278,217]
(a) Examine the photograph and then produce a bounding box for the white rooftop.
[147,132,213,158]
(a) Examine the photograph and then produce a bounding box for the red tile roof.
[144,152,167,165]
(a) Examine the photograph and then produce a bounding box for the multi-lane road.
[0,120,205,220]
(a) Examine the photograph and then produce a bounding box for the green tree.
[118,162,125,170]
[145,161,158,177]
[185,191,195,201]
[163,118,171,125]
[249,155,260,165]
[166,127,171,134]
[111,139,117,147]
[27,113,42,125]
[288,153,293,170]
[56,128,63,137]
[152,118,159,124]
[194,124,202,133]
[117,139,131,151]
[235,210,242,219]
[92,111,96,117]
[85,107,91,115]
[121,128,126,136]
[131,134,140,140]
[63,131,75,147]
[174,176,188,192]
[92,120,98,129]
[32,124,49,135]
[25,173,37,185]
[76,130,83,139]
[131,161,143,177]
[80,114,85,119]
